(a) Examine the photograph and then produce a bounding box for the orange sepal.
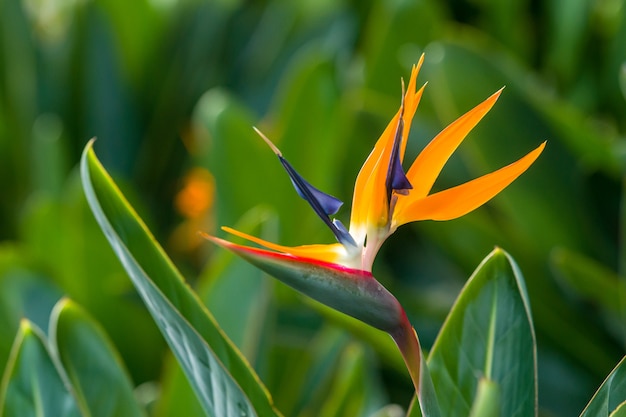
[406,88,504,200]
[349,56,426,235]
[219,226,346,265]
[393,141,545,224]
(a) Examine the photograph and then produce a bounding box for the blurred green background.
[1,0,626,416]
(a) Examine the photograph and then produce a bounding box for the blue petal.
[332,219,357,247]
[278,156,355,247]
[280,158,343,216]
[386,114,412,200]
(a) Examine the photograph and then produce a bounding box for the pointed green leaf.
[80,141,281,417]
[427,248,537,417]
[580,356,626,417]
[0,320,81,417]
[49,298,146,417]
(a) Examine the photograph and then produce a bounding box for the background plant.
[1,0,626,416]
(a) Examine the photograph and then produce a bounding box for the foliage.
[1,0,626,416]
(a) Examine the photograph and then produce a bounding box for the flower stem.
[389,311,422,393]
[389,312,441,417]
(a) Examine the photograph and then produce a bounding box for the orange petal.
[393,142,545,224]
[406,88,504,200]
[219,226,346,264]
[349,56,425,235]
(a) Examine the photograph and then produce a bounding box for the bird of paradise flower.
[203,54,545,414]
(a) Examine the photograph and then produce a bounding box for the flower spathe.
[208,54,545,274]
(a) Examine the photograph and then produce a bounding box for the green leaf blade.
[0,320,81,417]
[50,298,146,417]
[428,248,537,417]
[580,356,626,417]
[80,141,281,417]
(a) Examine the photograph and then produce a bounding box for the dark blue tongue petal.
[278,156,355,247]
[253,127,355,247]
[280,158,343,216]
[385,85,413,201]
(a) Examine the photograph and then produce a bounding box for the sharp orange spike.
[405,88,504,200]
[393,142,545,225]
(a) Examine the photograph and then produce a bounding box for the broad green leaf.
[428,248,537,417]
[468,379,500,417]
[580,356,626,417]
[0,320,81,417]
[80,141,281,417]
[49,298,146,417]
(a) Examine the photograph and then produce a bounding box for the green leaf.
[428,248,537,417]
[0,320,81,417]
[156,208,276,417]
[49,298,146,417]
[80,140,282,417]
[580,356,626,417]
